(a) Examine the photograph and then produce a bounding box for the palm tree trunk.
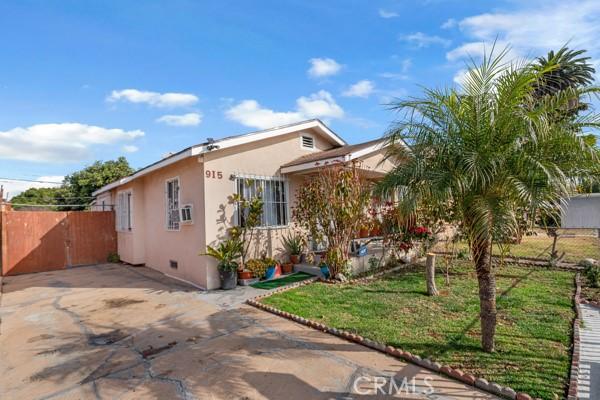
[472,238,496,352]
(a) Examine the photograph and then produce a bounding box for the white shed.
[561,193,600,229]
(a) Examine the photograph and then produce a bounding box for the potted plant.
[319,261,330,279]
[282,232,303,264]
[246,259,268,279]
[370,220,382,237]
[238,270,253,280]
[281,261,293,274]
[359,224,370,238]
[263,257,280,279]
[202,238,243,290]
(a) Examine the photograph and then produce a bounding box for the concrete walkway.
[0,264,497,399]
[579,304,600,400]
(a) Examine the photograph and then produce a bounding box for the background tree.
[65,157,134,210]
[378,47,599,352]
[9,157,134,210]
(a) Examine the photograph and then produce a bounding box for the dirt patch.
[103,298,146,309]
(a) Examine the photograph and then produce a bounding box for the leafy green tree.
[65,157,134,210]
[10,186,70,210]
[378,48,599,352]
[9,157,134,210]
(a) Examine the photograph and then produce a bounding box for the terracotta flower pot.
[370,227,381,237]
[238,270,253,280]
[282,263,293,274]
[359,228,369,238]
[290,254,300,264]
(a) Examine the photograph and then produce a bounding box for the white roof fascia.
[92,148,192,196]
[94,120,345,196]
[280,156,347,174]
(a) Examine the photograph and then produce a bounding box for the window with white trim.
[301,135,314,149]
[236,177,288,227]
[116,191,132,231]
[166,178,180,230]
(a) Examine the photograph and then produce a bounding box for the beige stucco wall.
[109,157,208,288]
[200,129,335,288]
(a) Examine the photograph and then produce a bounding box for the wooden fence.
[0,210,117,276]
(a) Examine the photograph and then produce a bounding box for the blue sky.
[1,0,600,197]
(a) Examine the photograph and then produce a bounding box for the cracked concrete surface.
[0,263,498,399]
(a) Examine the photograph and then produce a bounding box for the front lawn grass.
[261,263,575,399]
[435,230,600,263]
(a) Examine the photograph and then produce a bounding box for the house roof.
[281,138,384,168]
[279,137,399,174]
[92,119,346,196]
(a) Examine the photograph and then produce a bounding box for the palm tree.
[378,47,599,352]
[534,47,596,97]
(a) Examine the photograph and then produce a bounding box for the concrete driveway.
[0,263,497,399]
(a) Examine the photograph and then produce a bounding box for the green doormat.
[250,272,314,290]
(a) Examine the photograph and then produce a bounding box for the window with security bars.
[166,178,180,230]
[236,177,288,227]
[116,191,132,231]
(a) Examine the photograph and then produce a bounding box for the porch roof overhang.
[280,138,400,176]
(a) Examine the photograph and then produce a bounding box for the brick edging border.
[568,273,583,400]
[246,274,534,400]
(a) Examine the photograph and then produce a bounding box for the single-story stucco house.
[92,119,395,289]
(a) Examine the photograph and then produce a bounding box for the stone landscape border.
[246,270,547,400]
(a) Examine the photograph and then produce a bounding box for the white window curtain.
[116,191,132,231]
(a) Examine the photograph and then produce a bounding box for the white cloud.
[107,89,198,108]
[378,9,399,18]
[342,80,375,98]
[452,69,469,86]
[441,18,457,29]
[0,123,144,162]
[156,112,202,127]
[400,32,451,48]
[122,145,139,153]
[3,176,64,200]
[448,0,600,64]
[308,58,342,78]
[225,90,344,129]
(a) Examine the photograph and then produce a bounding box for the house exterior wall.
[200,129,334,288]
[102,126,392,290]
[109,157,208,288]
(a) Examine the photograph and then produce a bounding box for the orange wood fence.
[0,210,117,276]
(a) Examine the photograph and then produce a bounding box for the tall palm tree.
[378,47,599,352]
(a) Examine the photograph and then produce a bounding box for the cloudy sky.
[1,0,599,197]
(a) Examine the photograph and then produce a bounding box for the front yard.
[434,229,600,263]
[261,263,576,399]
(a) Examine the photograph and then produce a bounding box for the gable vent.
[301,135,314,149]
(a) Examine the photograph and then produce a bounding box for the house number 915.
[205,170,223,179]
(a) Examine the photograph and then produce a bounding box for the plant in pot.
[246,259,268,279]
[202,238,243,290]
[282,232,304,264]
[281,259,293,274]
[263,257,279,280]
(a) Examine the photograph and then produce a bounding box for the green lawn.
[261,263,575,399]
[435,230,600,263]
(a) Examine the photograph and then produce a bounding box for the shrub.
[246,259,268,278]
[107,252,120,263]
[584,264,600,288]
